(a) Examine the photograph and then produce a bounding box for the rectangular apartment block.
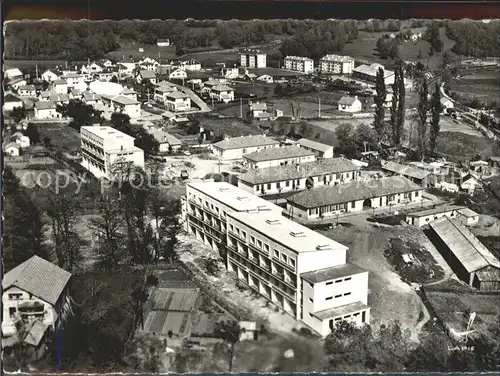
[80,126,145,179]
[284,56,314,74]
[239,49,267,68]
[320,55,355,75]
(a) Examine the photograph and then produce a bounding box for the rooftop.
[35,101,56,110]
[238,157,359,184]
[19,85,35,90]
[211,84,234,92]
[4,93,22,102]
[228,210,348,254]
[53,79,67,85]
[301,263,367,284]
[145,126,182,145]
[285,55,314,62]
[338,96,359,106]
[81,125,135,141]
[353,63,394,78]
[213,135,280,151]
[383,161,432,180]
[187,181,282,213]
[243,145,314,162]
[3,255,72,305]
[251,102,267,111]
[155,85,176,93]
[457,208,479,218]
[406,205,466,218]
[320,54,354,62]
[288,176,422,209]
[62,73,81,79]
[101,94,139,105]
[239,48,265,54]
[139,70,156,79]
[166,91,190,99]
[311,301,369,321]
[23,321,49,347]
[83,92,102,101]
[297,138,333,153]
[429,217,500,273]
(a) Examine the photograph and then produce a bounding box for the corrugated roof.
[475,267,500,282]
[243,145,315,162]
[213,135,280,151]
[311,301,369,320]
[301,263,367,284]
[297,138,333,153]
[429,217,500,273]
[383,161,432,180]
[288,176,422,209]
[239,158,359,184]
[3,255,71,305]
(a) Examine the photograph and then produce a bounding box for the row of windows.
[247,233,296,268]
[326,292,351,300]
[325,277,352,285]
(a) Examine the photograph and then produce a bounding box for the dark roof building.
[382,161,432,187]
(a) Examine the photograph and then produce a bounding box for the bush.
[146,275,159,287]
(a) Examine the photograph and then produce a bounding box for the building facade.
[297,138,334,159]
[406,206,479,228]
[80,126,145,179]
[320,55,355,75]
[211,135,281,161]
[284,56,314,74]
[243,146,316,169]
[239,49,267,68]
[100,94,142,118]
[165,91,191,112]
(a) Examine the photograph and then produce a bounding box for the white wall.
[245,154,316,169]
[34,108,60,119]
[3,101,24,112]
[212,143,280,161]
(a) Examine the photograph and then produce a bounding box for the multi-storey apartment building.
[239,49,267,68]
[226,210,370,336]
[284,56,314,74]
[80,126,145,179]
[183,181,283,257]
[320,55,355,75]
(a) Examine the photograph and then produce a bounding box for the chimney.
[355,95,358,100]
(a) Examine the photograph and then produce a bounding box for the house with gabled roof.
[3,93,23,112]
[211,134,281,161]
[136,69,157,85]
[338,96,362,113]
[382,161,432,188]
[297,138,334,159]
[2,256,72,338]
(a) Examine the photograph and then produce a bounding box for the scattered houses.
[243,145,316,169]
[286,176,423,220]
[238,157,361,198]
[320,55,355,75]
[239,48,267,68]
[3,93,24,112]
[284,56,314,74]
[382,161,432,188]
[338,96,362,113]
[427,217,500,292]
[297,138,335,159]
[169,68,188,81]
[211,135,281,161]
[157,39,171,47]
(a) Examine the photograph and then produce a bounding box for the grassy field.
[450,68,500,102]
[106,44,177,61]
[4,60,84,70]
[435,131,497,162]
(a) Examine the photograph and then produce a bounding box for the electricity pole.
[240,97,243,119]
[318,97,321,118]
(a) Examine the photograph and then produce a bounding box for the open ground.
[450,68,500,102]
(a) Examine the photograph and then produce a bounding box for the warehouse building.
[238,158,361,198]
[427,217,500,292]
[286,176,423,220]
[406,205,479,228]
[243,145,316,169]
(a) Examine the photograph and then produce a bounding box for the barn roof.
[429,217,500,273]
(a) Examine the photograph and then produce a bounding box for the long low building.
[286,176,423,220]
[382,161,432,188]
[182,180,371,336]
[211,135,281,161]
[427,217,500,291]
[238,157,361,197]
[406,205,479,228]
[243,145,316,169]
[297,138,334,159]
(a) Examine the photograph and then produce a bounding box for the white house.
[120,87,138,101]
[212,135,281,160]
[154,84,177,104]
[139,57,160,71]
[210,84,235,103]
[169,68,188,81]
[441,97,454,110]
[406,205,479,228]
[34,101,60,119]
[178,59,201,72]
[4,142,21,156]
[3,93,24,112]
[80,125,145,179]
[221,67,240,79]
[461,173,483,195]
[61,73,85,88]
[2,256,72,340]
[157,39,171,47]
[144,125,183,153]
[81,62,104,75]
[250,102,268,119]
[100,94,142,118]
[83,91,102,106]
[136,70,157,85]
[5,68,23,80]
[257,75,274,84]
[12,132,31,148]
[41,69,60,82]
[10,78,28,91]
[338,96,362,112]
[165,91,191,112]
[117,59,137,76]
[53,79,69,94]
[353,63,396,85]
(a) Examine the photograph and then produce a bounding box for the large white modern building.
[80,126,145,179]
[182,181,371,336]
[320,55,355,75]
[239,49,267,68]
[284,56,314,74]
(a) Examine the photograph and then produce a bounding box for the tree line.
[446,20,500,58]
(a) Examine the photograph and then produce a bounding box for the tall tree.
[417,78,429,160]
[390,66,400,146]
[215,320,244,372]
[373,67,387,139]
[395,63,406,146]
[429,82,442,155]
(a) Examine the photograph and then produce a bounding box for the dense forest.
[445,20,500,57]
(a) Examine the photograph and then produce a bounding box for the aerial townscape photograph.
[2,7,500,374]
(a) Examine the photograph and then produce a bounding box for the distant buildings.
[320,55,355,75]
[18,85,36,97]
[256,74,273,84]
[3,142,21,156]
[3,93,23,112]
[239,48,267,68]
[164,91,191,112]
[169,68,188,81]
[382,161,432,188]
[157,39,171,47]
[286,176,423,220]
[2,256,72,341]
[243,146,316,169]
[211,135,281,160]
[284,56,314,74]
[352,63,395,85]
[136,70,157,85]
[80,125,145,179]
[5,68,24,80]
[53,79,69,94]
[41,70,60,82]
[11,132,31,148]
[178,59,202,72]
[428,217,500,292]
[338,96,362,113]
[297,138,334,159]
[209,84,235,103]
[249,102,283,121]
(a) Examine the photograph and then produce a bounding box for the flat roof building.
[211,135,281,161]
[243,145,316,169]
[238,157,360,198]
[427,217,500,291]
[352,63,395,85]
[239,49,267,68]
[286,176,423,220]
[284,56,314,74]
[320,55,355,75]
[80,125,145,179]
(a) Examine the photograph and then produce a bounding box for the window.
[290,259,296,268]
[9,307,16,317]
[309,298,313,303]
[309,282,313,288]
[344,292,351,296]
[241,231,247,239]
[335,294,342,298]
[351,201,355,208]
[353,313,360,317]
[344,315,351,319]
[362,311,366,323]
[326,297,333,301]
[335,279,342,283]
[264,244,270,252]
[229,224,234,232]
[236,228,240,235]
[267,183,271,190]
[242,148,247,153]
[277,182,281,189]
[415,191,419,197]
[326,281,333,285]
[286,180,290,187]
[335,317,342,322]
[344,277,351,281]
[257,240,262,248]
[8,293,22,300]
[281,254,288,263]
[274,249,279,258]
[250,236,255,244]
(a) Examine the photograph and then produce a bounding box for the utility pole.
[318,97,321,118]
[240,97,243,119]
[212,97,214,109]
